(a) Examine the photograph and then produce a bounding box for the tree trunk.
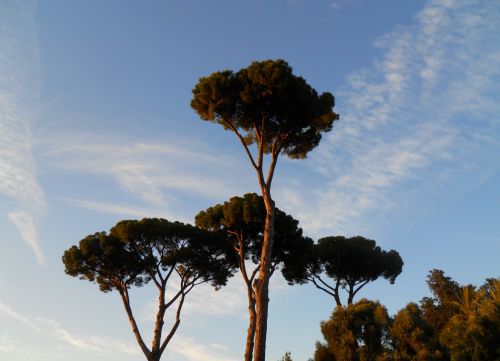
[151,286,167,356]
[147,352,161,361]
[244,290,257,361]
[119,289,151,360]
[253,194,275,361]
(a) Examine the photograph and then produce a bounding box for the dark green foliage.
[63,218,231,292]
[285,236,403,306]
[195,193,311,275]
[191,59,338,159]
[314,299,391,361]
[62,232,146,293]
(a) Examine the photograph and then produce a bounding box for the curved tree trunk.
[253,195,275,361]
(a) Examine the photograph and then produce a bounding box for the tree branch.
[265,153,279,191]
[313,275,337,293]
[309,277,336,298]
[118,287,151,359]
[159,289,186,355]
[352,280,370,297]
[221,119,259,171]
[250,265,260,284]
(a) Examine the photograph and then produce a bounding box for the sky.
[0,0,499,360]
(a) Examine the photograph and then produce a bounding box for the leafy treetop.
[314,299,391,361]
[191,59,338,160]
[63,218,231,293]
[284,236,403,306]
[195,193,311,274]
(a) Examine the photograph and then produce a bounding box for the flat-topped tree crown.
[191,59,338,159]
[284,235,403,306]
[318,236,403,285]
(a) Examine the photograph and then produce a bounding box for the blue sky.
[1,0,499,360]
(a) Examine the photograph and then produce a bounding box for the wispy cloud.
[1,300,240,360]
[0,301,139,356]
[0,1,46,265]
[63,198,191,223]
[170,336,239,361]
[42,132,252,218]
[278,0,500,237]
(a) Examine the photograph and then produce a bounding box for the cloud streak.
[278,0,500,237]
[170,336,239,361]
[63,198,191,224]
[0,1,46,265]
[42,132,254,219]
[0,301,139,356]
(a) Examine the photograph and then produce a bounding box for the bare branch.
[159,290,186,355]
[249,265,260,284]
[221,119,259,171]
[352,280,370,297]
[310,277,336,298]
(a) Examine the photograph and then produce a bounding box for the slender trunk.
[158,287,188,356]
[253,193,275,361]
[119,288,151,360]
[244,288,257,361]
[151,285,167,355]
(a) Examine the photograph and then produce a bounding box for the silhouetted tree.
[284,236,403,306]
[62,218,231,361]
[191,59,338,361]
[195,193,310,361]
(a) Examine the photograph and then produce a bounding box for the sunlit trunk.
[151,287,166,356]
[119,289,151,360]
[253,192,275,361]
[244,290,257,361]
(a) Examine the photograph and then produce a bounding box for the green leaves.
[62,218,232,293]
[285,235,403,306]
[316,236,404,285]
[191,59,339,159]
[195,193,307,269]
[419,270,500,360]
[316,299,391,361]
